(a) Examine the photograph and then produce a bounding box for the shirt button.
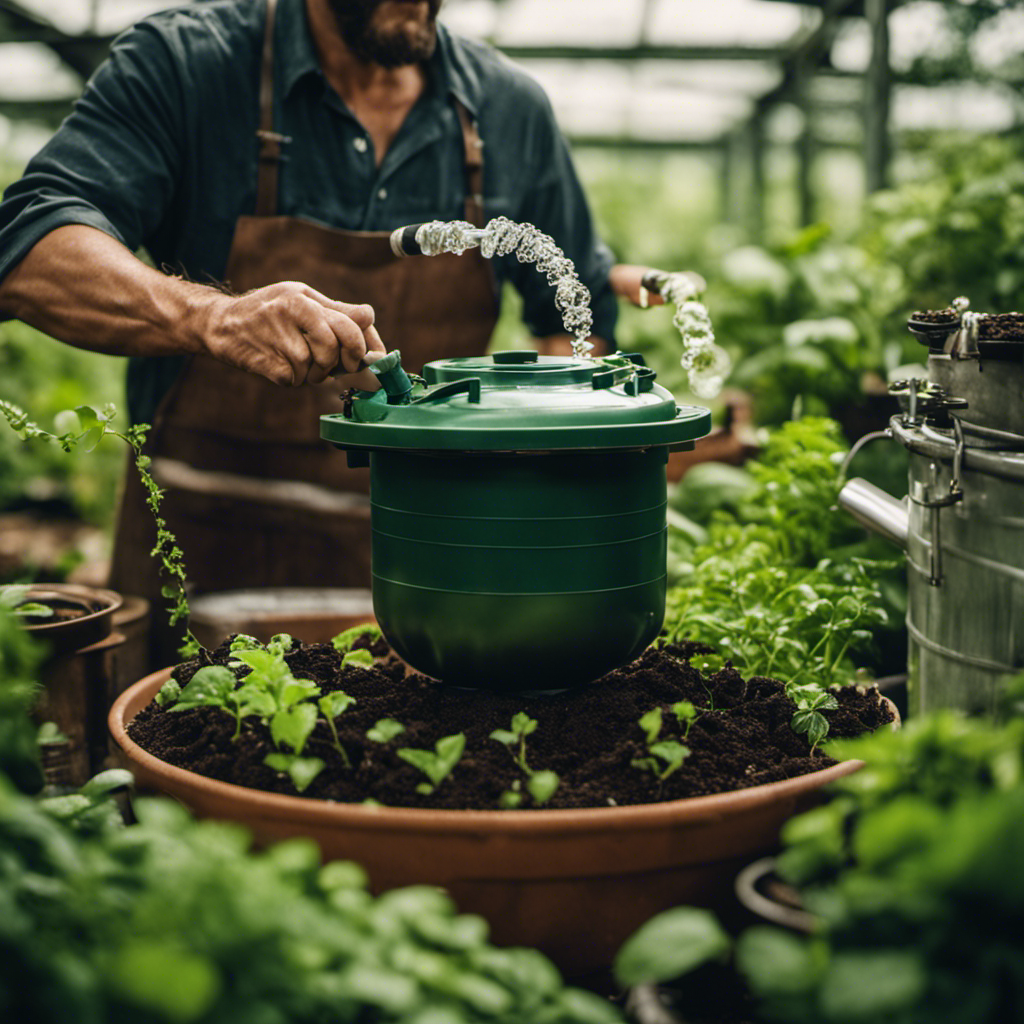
[353,137,368,153]
[377,187,388,200]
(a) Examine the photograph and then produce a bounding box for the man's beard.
[329,0,442,68]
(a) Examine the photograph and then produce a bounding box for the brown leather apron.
[109,0,498,656]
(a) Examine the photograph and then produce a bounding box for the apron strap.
[252,0,485,226]
[255,0,285,217]
[453,99,485,228]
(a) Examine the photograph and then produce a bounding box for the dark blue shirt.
[0,0,616,424]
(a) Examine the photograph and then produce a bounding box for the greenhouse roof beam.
[496,44,790,62]
[0,0,113,81]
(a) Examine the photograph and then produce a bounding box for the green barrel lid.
[321,351,712,452]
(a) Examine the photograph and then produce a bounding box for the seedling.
[788,682,839,753]
[490,711,560,807]
[318,691,357,767]
[332,623,383,654]
[0,400,199,656]
[367,718,405,743]
[672,700,699,739]
[397,733,466,795]
[342,649,374,670]
[632,707,691,788]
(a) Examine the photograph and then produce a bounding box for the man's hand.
[199,282,386,386]
[0,226,386,390]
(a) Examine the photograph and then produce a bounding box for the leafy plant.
[664,418,897,691]
[397,733,466,795]
[159,643,330,792]
[631,707,691,789]
[490,712,560,808]
[0,622,624,1024]
[614,701,1024,1024]
[788,682,840,753]
[0,399,199,655]
[318,690,357,767]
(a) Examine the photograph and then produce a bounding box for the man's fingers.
[301,285,376,330]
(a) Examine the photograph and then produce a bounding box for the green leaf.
[105,939,221,1023]
[342,649,374,669]
[228,634,262,652]
[489,729,517,746]
[527,770,559,805]
[0,584,32,609]
[510,711,538,737]
[153,678,182,707]
[367,718,405,743]
[650,740,690,778]
[171,666,236,709]
[614,907,731,986]
[671,700,697,724]
[499,789,523,809]
[81,769,134,799]
[234,682,277,718]
[331,623,382,653]
[436,733,466,774]
[736,926,822,997]
[264,752,325,793]
[639,707,663,745]
[319,691,356,718]
[270,703,318,754]
[819,951,926,1019]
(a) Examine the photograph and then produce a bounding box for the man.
[0,0,619,657]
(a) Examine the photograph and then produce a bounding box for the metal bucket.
[839,312,1024,714]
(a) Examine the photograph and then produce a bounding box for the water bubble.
[413,216,594,358]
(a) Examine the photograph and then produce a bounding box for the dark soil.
[22,596,96,625]
[912,307,1024,339]
[127,637,894,811]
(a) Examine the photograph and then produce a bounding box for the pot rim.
[109,668,885,834]
[21,583,123,637]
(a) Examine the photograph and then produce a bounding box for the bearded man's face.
[329,0,443,68]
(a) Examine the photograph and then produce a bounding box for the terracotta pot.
[20,583,125,788]
[21,582,122,656]
[109,669,889,980]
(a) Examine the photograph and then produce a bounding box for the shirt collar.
[278,0,481,118]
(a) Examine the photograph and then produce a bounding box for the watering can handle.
[412,378,482,405]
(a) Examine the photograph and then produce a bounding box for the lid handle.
[492,350,539,365]
[412,377,482,405]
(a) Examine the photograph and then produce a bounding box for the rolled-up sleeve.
[0,21,184,285]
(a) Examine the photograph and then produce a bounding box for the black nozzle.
[389,224,427,258]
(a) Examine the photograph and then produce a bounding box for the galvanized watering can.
[322,350,711,690]
[839,308,1024,714]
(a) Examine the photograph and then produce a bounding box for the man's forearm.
[0,225,215,358]
[0,224,384,387]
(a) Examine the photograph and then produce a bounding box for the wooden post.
[747,114,766,240]
[864,0,892,193]
[794,55,815,226]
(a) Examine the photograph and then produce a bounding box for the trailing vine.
[0,399,200,657]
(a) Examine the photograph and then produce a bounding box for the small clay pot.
[110,669,886,981]
[19,583,125,787]
[20,582,122,656]
[734,856,817,934]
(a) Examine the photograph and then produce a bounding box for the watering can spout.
[838,478,908,549]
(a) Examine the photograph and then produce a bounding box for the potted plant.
[2,581,125,787]
[613,692,1024,1024]
[109,627,895,982]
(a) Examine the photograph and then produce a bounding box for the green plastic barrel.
[322,351,711,690]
